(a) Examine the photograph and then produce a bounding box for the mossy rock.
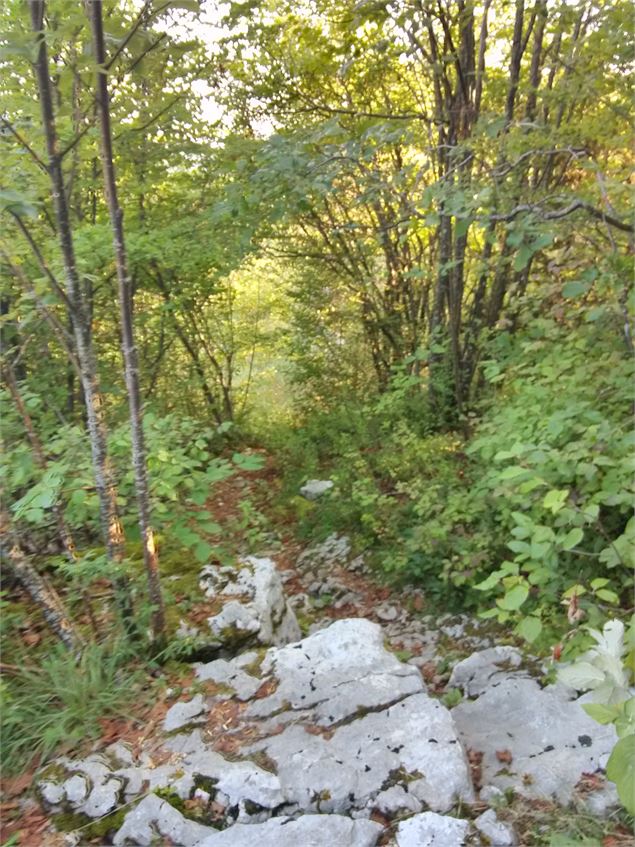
[52,805,128,838]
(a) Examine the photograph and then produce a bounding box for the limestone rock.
[246,618,424,726]
[80,778,122,818]
[395,812,469,847]
[113,793,216,846]
[176,749,285,821]
[376,604,399,622]
[300,479,334,500]
[370,785,423,816]
[63,774,89,805]
[452,677,618,807]
[200,557,301,649]
[297,534,351,573]
[163,693,207,732]
[39,781,65,806]
[448,647,527,697]
[195,814,383,847]
[250,691,474,813]
[473,809,517,846]
[196,657,262,701]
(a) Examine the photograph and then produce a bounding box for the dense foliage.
[0,0,632,813]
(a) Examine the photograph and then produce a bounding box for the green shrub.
[273,292,633,641]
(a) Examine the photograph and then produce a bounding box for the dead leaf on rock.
[576,771,605,793]
[496,749,513,764]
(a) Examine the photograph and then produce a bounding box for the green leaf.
[543,489,569,513]
[558,661,605,690]
[508,539,530,554]
[474,570,504,591]
[498,465,528,480]
[196,521,222,535]
[596,588,620,604]
[497,583,529,611]
[70,489,87,506]
[562,280,590,299]
[232,452,265,471]
[606,734,635,814]
[517,616,542,643]
[582,702,621,724]
[513,245,533,272]
[560,528,583,550]
[194,540,215,564]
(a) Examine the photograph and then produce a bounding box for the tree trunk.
[87,0,165,642]
[1,511,84,654]
[28,1,134,629]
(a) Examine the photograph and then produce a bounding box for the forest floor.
[1,457,634,847]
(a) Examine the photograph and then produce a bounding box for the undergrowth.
[0,640,144,776]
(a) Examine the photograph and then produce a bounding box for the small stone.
[63,774,89,805]
[68,754,110,785]
[163,693,207,732]
[395,811,469,847]
[474,809,517,845]
[349,555,365,572]
[297,534,351,571]
[371,785,422,815]
[300,479,334,500]
[376,605,399,622]
[80,778,122,818]
[480,784,505,804]
[40,781,65,805]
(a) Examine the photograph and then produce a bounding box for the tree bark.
[28,1,134,628]
[1,510,84,653]
[87,0,165,641]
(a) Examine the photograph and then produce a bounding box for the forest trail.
[7,463,628,847]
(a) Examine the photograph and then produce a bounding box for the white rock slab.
[250,691,474,813]
[181,749,285,817]
[113,793,216,846]
[163,694,207,732]
[452,677,618,806]
[247,618,424,726]
[195,814,383,847]
[448,647,527,697]
[196,658,262,700]
[395,811,469,847]
[80,777,122,818]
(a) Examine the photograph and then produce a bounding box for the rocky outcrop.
[37,619,473,844]
[196,815,383,847]
[452,669,619,811]
[199,556,301,649]
[34,542,621,846]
